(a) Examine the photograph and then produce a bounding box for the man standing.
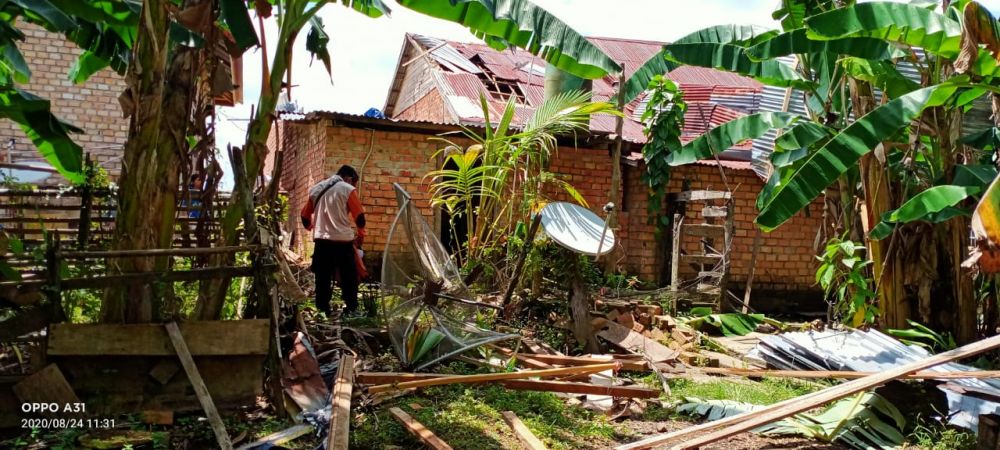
[300,165,366,318]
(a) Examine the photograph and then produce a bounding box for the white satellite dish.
[539,202,615,256]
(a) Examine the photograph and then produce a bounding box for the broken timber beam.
[368,363,617,394]
[357,372,656,398]
[617,333,1000,450]
[236,424,312,450]
[493,349,650,371]
[503,411,548,450]
[389,407,453,450]
[327,354,355,450]
[165,322,233,450]
[695,367,1000,380]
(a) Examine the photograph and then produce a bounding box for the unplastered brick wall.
[1,23,127,178]
[276,117,823,296]
[621,163,824,294]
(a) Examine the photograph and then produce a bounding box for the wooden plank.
[389,407,453,450]
[12,364,80,409]
[696,367,1000,380]
[165,322,233,450]
[498,351,649,372]
[59,245,258,259]
[367,364,617,394]
[682,223,726,238]
[617,333,1000,450]
[978,414,1000,450]
[327,355,355,450]
[671,191,731,202]
[502,411,548,450]
[357,372,656,398]
[140,410,174,425]
[701,206,728,218]
[48,320,269,356]
[598,322,678,363]
[236,424,313,450]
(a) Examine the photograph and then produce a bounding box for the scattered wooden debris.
[12,364,80,411]
[502,411,548,450]
[389,407,453,450]
[598,321,678,363]
[327,354,355,450]
[236,424,312,450]
[618,333,1000,450]
[697,367,1000,380]
[357,372,657,398]
[283,332,329,412]
[165,322,233,450]
[367,363,617,394]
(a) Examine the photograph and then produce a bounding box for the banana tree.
[196,0,623,319]
[629,0,1000,342]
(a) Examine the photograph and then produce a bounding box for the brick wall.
[1,23,127,179]
[394,89,452,123]
[278,117,824,298]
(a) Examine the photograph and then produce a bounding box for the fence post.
[44,232,65,322]
[77,154,93,250]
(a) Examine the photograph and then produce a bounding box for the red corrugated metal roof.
[667,66,763,90]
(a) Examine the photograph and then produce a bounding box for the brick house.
[1,23,241,184]
[272,34,826,311]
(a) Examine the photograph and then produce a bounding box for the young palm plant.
[427,91,619,267]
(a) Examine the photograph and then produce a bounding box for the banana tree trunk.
[101,0,199,323]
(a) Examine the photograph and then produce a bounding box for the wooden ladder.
[669,190,733,313]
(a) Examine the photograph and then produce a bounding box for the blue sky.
[215,0,1000,189]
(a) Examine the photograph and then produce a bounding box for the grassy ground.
[352,376,619,449]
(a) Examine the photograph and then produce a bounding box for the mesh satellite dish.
[539,202,615,256]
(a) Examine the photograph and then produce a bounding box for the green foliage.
[641,75,684,232]
[683,309,764,336]
[804,1,963,57]
[887,320,957,352]
[428,91,617,264]
[352,382,615,450]
[666,111,799,166]
[870,185,979,240]
[816,237,877,326]
[908,420,977,450]
[662,42,814,89]
[663,377,820,406]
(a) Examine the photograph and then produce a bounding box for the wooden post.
[502,411,548,450]
[44,233,65,322]
[77,153,93,250]
[165,322,233,450]
[741,230,762,314]
[568,254,601,354]
[389,407,453,450]
[980,414,1000,450]
[502,213,542,309]
[327,354,355,450]
[670,213,682,313]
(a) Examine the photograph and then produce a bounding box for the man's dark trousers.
[312,239,359,315]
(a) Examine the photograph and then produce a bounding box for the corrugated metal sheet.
[751,328,1000,431]
[411,35,482,74]
[442,72,487,100]
[667,66,764,91]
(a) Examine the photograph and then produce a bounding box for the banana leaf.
[805,1,962,58]
[756,83,959,231]
[746,28,907,61]
[685,309,765,337]
[397,0,619,80]
[868,185,978,240]
[667,112,800,166]
[662,42,815,90]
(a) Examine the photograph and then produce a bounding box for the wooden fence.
[0,187,238,281]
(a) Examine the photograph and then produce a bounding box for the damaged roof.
[385,33,764,148]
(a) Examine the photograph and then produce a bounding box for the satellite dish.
[539,202,615,256]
